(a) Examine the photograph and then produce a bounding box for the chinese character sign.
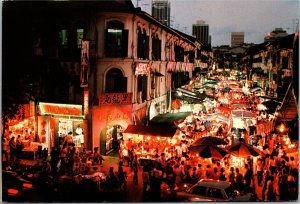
[100,93,132,105]
[135,63,150,76]
[83,90,89,115]
[80,40,89,87]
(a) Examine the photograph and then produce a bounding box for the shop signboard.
[99,93,132,105]
[135,63,150,76]
[83,90,89,115]
[39,102,82,116]
[80,40,89,87]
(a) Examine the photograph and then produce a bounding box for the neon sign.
[39,102,82,116]
[83,91,89,115]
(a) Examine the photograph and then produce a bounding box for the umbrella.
[191,136,228,146]
[226,142,264,157]
[189,145,229,160]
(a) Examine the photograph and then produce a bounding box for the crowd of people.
[1,71,298,202]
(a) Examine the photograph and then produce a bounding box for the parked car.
[162,179,253,202]
[2,170,34,201]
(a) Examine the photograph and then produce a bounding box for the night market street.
[2,0,299,203]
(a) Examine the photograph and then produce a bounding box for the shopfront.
[38,102,87,149]
[92,93,133,155]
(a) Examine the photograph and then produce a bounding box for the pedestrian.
[92,147,104,166]
[107,167,118,191]
[219,167,226,181]
[243,163,253,192]
[228,167,236,186]
[50,146,60,173]
[265,176,276,201]
[278,168,288,201]
[16,135,23,158]
[256,157,263,186]
[235,167,244,191]
[9,136,17,162]
[60,143,68,175]
[142,165,150,198]
[118,161,127,191]
[205,164,213,179]
[2,137,9,162]
[132,155,138,185]
[174,164,182,187]
[212,167,219,180]
[262,170,271,201]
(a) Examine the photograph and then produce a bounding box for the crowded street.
[2,0,299,202]
[2,68,298,202]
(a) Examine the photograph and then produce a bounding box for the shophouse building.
[3,1,198,154]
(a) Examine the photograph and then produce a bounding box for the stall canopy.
[149,112,192,126]
[124,124,176,137]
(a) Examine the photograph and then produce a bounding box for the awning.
[124,124,176,137]
[149,112,192,126]
[152,71,164,77]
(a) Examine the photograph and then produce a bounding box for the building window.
[137,28,149,60]
[282,57,288,69]
[137,75,147,102]
[105,21,128,58]
[77,29,84,48]
[152,35,161,61]
[175,45,184,62]
[59,29,68,48]
[105,68,127,93]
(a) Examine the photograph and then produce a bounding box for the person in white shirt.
[181,142,188,157]
[75,125,84,147]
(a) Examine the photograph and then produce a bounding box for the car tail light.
[8,188,19,196]
[23,183,33,189]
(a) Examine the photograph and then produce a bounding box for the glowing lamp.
[279,124,285,133]
[8,188,19,196]
[23,183,33,189]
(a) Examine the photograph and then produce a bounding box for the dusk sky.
[135,0,300,46]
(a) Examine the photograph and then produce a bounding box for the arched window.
[105,68,127,93]
[105,20,128,58]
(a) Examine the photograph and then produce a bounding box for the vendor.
[75,125,84,147]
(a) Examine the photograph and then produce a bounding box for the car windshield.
[224,186,237,198]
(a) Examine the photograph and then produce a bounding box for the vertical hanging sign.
[80,40,89,87]
[83,90,89,115]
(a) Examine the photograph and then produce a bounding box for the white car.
[162,179,253,202]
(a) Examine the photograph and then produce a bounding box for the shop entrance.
[100,125,124,156]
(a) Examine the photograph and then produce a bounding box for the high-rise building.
[264,28,288,42]
[231,32,244,47]
[192,20,210,46]
[152,0,170,26]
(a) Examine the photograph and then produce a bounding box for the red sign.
[39,102,82,116]
[135,63,150,76]
[100,93,132,105]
